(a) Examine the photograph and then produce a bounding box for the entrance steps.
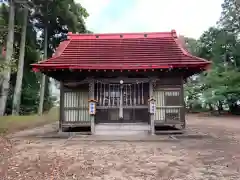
[94,123,150,135]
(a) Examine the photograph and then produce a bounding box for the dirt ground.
[1,114,240,180]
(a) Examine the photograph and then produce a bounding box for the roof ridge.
[67,30,177,40]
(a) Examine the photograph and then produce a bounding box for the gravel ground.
[1,114,240,180]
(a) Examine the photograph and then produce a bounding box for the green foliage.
[184,0,240,114]
[0,4,21,73]
[1,0,89,115]
[31,0,88,56]
[219,0,240,34]
[29,0,89,113]
[184,14,240,114]
[183,37,200,55]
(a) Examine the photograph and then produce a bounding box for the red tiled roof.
[32,30,210,71]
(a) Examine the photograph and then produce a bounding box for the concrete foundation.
[94,123,150,136]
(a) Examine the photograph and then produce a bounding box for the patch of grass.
[0,107,59,135]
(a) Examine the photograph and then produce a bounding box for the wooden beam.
[95,77,152,83]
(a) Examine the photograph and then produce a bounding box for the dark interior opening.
[63,126,91,133]
[95,108,149,123]
[155,126,178,131]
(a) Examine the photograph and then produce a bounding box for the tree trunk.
[12,7,28,115]
[217,101,223,115]
[229,103,240,115]
[208,103,213,111]
[189,103,193,112]
[0,0,15,116]
[38,27,47,115]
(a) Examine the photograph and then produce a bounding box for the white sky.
[77,0,223,39]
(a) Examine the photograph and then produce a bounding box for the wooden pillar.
[149,80,155,135]
[180,76,186,129]
[59,82,64,132]
[89,79,95,134]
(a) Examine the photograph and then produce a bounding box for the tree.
[12,5,28,115]
[0,0,15,116]
[181,0,240,115]
[219,0,240,34]
[0,4,17,72]
[1,0,89,115]
[181,36,206,112]
[31,0,89,115]
[185,26,240,114]
[1,2,42,115]
[179,36,200,55]
[184,76,204,112]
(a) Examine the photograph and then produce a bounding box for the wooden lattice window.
[164,90,181,121]
[164,90,181,106]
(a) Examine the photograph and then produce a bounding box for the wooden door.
[95,81,149,123]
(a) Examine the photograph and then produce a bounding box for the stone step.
[94,130,150,136]
[95,124,150,131]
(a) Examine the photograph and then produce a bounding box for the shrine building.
[31,30,210,134]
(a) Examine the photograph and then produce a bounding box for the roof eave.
[31,62,210,72]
